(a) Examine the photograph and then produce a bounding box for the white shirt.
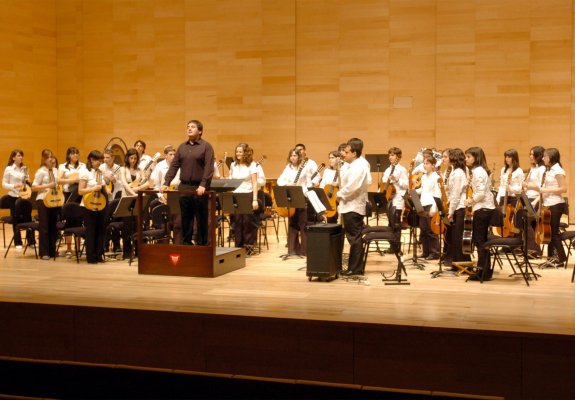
[301,159,322,187]
[138,154,153,171]
[255,164,266,189]
[320,168,338,189]
[2,164,29,197]
[496,167,524,203]
[277,161,315,196]
[382,163,408,209]
[470,166,495,211]
[33,166,59,201]
[447,168,467,216]
[58,162,86,193]
[230,161,257,194]
[542,163,566,207]
[79,167,104,208]
[150,160,180,195]
[524,165,546,199]
[417,171,441,208]
[337,157,369,215]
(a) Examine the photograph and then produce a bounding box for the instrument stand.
[430,197,457,278]
[221,192,257,254]
[273,185,307,261]
[402,190,426,270]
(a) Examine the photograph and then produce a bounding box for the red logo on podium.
[169,253,181,267]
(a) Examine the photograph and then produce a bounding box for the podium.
[137,190,245,277]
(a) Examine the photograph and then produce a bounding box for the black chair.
[141,203,171,245]
[1,195,14,248]
[56,202,86,263]
[4,198,38,259]
[482,209,537,286]
[257,191,276,251]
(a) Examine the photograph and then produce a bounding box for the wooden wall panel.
[1,0,575,210]
[0,0,57,169]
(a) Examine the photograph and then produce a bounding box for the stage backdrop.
[1,0,574,216]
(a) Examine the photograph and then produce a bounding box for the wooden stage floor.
[1,229,575,398]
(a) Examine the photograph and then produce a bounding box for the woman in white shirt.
[2,149,31,248]
[446,148,471,266]
[496,149,524,206]
[277,148,308,257]
[416,156,441,260]
[465,147,496,281]
[58,147,85,202]
[228,143,259,253]
[526,148,567,267]
[319,151,340,223]
[120,148,150,197]
[78,150,110,264]
[522,146,546,257]
[32,149,60,260]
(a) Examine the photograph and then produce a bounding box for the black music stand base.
[381,248,410,285]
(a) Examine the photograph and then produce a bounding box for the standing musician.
[337,138,370,276]
[522,146,546,257]
[277,147,309,256]
[78,150,110,264]
[319,150,341,223]
[100,149,123,201]
[32,149,61,260]
[150,145,181,203]
[495,149,524,206]
[381,147,408,254]
[2,149,33,249]
[119,148,150,259]
[161,119,215,246]
[295,143,323,220]
[527,148,567,268]
[464,147,496,281]
[440,148,452,260]
[446,148,470,266]
[58,147,84,202]
[134,140,156,172]
[416,156,441,260]
[228,143,260,254]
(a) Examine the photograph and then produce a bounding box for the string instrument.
[130,152,161,189]
[535,170,551,245]
[381,163,397,202]
[410,161,423,189]
[323,163,341,219]
[18,166,32,199]
[66,171,80,194]
[276,158,308,218]
[308,163,326,186]
[83,170,108,211]
[104,165,121,193]
[43,168,65,208]
[462,172,474,254]
[431,168,451,235]
[496,170,518,237]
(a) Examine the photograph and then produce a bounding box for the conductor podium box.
[305,223,344,281]
[137,190,245,278]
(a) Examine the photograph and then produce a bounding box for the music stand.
[365,154,390,193]
[273,185,307,260]
[368,192,386,225]
[221,192,253,215]
[114,195,152,265]
[308,187,333,220]
[211,179,244,192]
[402,189,426,270]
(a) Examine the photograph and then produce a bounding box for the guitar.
[83,170,108,211]
[276,158,308,218]
[535,170,551,245]
[323,163,340,219]
[18,166,32,200]
[381,163,397,203]
[496,170,518,237]
[130,152,161,189]
[43,169,65,208]
[462,172,474,254]
[103,165,121,194]
[431,170,451,235]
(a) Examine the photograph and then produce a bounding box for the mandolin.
[43,169,65,208]
[130,152,161,189]
[83,170,108,211]
[462,172,474,255]
[18,166,32,200]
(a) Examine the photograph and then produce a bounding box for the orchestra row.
[2,119,568,281]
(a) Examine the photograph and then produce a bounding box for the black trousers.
[37,200,59,258]
[84,207,107,263]
[419,205,439,257]
[179,184,209,246]
[5,195,23,246]
[547,202,567,262]
[472,208,495,271]
[231,213,259,248]
[342,211,364,274]
[386,205,403,254]
[288,208,308,256]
